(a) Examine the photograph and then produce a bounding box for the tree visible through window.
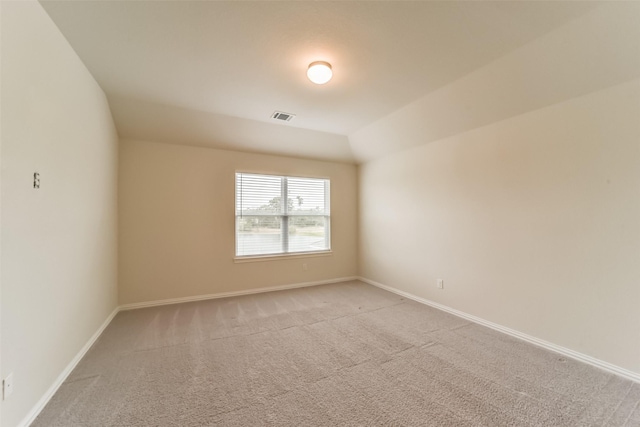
[235,173,330,256]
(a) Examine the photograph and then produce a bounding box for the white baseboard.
[359,276,640,384]
[19,307,120,427]
[20,276,358,426]
[119,276,359,311]
[26,274,635,427]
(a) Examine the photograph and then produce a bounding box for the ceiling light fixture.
[307,61,332,85]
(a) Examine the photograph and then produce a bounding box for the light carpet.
[34,280,640,426]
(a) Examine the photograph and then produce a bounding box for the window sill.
[234,250,333,263]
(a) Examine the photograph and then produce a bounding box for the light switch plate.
[3,373,14,400]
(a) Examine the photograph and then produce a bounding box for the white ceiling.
[39,1,635,163]
[350,2,640,162]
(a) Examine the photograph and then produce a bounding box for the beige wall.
[119,140,357,305]
[1,2,119,426]
[359,79,640,374]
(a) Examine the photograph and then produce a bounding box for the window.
[235,173,330,257]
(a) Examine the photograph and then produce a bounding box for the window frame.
[234,172,331,261]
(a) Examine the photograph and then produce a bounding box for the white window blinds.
[235,173,330,257]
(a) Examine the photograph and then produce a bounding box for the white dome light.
[307,61,332,85]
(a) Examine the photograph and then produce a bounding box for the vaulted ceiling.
[39,1,640,163]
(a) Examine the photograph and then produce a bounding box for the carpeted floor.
[34,280,640,426]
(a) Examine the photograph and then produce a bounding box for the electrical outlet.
[303,263,308,271]
[437,279,444,289]
[3,373,14,400]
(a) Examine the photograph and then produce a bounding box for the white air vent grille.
[271,111,296,122]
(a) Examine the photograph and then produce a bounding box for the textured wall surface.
[119,140,357,305]
[359,79,640,374]
[1,2,119,425]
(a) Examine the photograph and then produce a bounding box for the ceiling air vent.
[271,111,296,122]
